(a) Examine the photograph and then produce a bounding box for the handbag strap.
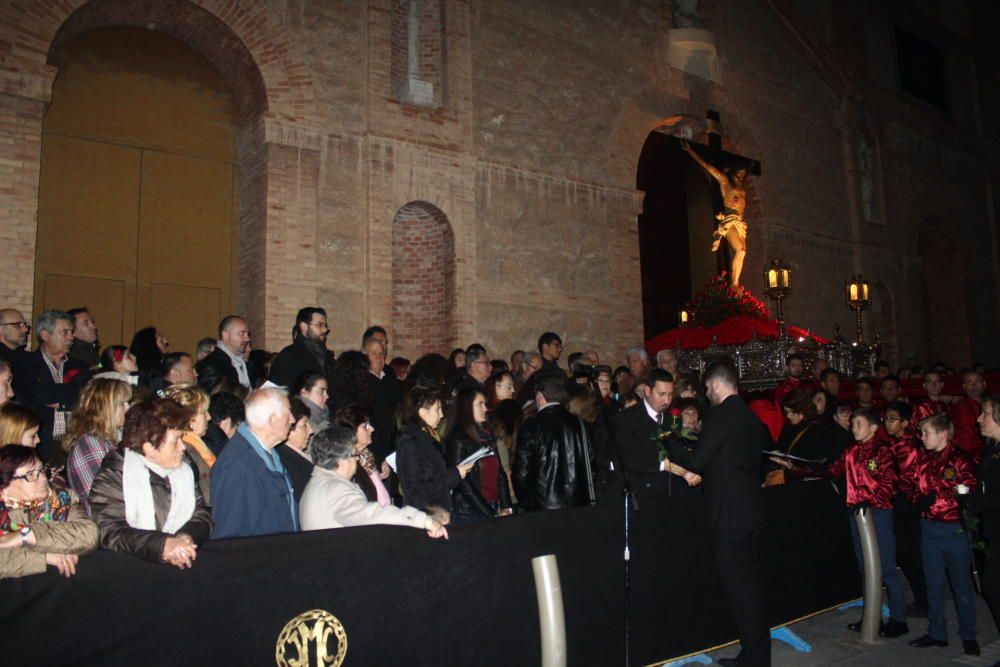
[787,422,814,455]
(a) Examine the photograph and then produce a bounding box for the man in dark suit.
[613,368,700,499]
[665,360,770,667]
[362,330,404,461]
[11,309,91,460]
[268,307,336,389]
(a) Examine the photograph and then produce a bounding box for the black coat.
[444,429,512,517]
[268,338,335,389]
[11,349,91,458]
[513,404,595,511]
[367,369,404,461]
[666,394,768,532]
[196,348,240,393]
[776,418,850,464]
[395,422,460,514]
[970,438,1000,538]
[275,444,315,505]
[613,402,698,499]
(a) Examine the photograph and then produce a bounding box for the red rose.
[669,407,683,418]
[63,368,82,384]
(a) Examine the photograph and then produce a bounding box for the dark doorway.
[636,133,693,340]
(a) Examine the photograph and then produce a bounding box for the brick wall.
[391,202,456,357]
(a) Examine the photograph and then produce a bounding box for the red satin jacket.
[951,396,984,463]
[911,399,948,427]
[828,434,898,510]
[910,443,977,524]
[889,430,922,499]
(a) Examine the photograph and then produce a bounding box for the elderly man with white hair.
[210,387,297,538]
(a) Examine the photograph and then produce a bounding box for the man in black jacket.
[269,307,336,389]
[665,360,770,667]
[11,310,91,460]
[196,315,251,393]
[363,330,403,461]
[614,368,700,499]
[0,308,30,367]
[513,370,595,511]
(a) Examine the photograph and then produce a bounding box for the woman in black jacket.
[445,387,512,523]
[395,386,471,523]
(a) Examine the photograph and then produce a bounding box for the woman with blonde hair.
[162,383,214,501]
[64,378,131,512]
[0,403,42,449]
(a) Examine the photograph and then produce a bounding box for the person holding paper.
[395,386,472,521]
[445,388,512,523]
[299,426,447,538]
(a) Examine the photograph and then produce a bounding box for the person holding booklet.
[395,386,472,522]
[444,387,513,523]
[299,426,448,538]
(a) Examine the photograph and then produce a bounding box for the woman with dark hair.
[293,371,329,432]
[448,348,466,372]
[129,327,169,387]
[88,398,213,568]
[395,386,472,520]
[812,388,836,420]
[247,349,275,389]
[389,357,411,382]
[612,365,633,405]
[776,387,849,464]
[275,396,315,504]
[484,371,516,408]
[332,404,391,506]
[93,345,140,386]
[407,353,451,389]
[328,350,371,415]
[0,403,42,448]
[444,387,512,523]
[488,399,523,503]
[0,444,99,578]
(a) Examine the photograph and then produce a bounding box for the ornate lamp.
[845,274,871,342]
[763,259,791,338]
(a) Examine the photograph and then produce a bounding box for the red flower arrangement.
[682,273,770,328]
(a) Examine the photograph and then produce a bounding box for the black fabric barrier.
[0,480,859,666]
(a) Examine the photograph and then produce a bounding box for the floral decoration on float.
[645,273,828,352]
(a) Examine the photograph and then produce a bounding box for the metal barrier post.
[532,554,567,667]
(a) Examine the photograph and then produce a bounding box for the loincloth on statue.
[711,213,747,252]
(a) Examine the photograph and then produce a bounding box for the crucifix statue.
[678,112,760,288]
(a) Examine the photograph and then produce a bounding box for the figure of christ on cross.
[681,139,749,288]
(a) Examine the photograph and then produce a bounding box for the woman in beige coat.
[0,444,99,578]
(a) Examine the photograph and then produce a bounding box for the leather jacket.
[444,428,512,518]
[88,449,214,563]
[513,404,596,511]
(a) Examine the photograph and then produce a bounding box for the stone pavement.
[677,592,1000,666]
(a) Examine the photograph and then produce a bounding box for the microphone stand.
[599,401,639,667]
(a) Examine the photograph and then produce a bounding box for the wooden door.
[35,26,237,356]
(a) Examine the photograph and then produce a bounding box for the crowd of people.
[1,304,1000,666]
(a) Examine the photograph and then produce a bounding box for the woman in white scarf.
[88,398,213,569]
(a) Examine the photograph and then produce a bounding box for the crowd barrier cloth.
[0,480,859,666]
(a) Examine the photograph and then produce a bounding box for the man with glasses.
[0,308,30,365]
[269,307,335,389]
[11,309,91,459]
[445,345,491,398]
[538,332,563,372]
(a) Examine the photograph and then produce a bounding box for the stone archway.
[0,0,320,348]
[390,202,456,358]
[872,281,899,368]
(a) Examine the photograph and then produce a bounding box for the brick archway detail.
[391,202,457,358]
